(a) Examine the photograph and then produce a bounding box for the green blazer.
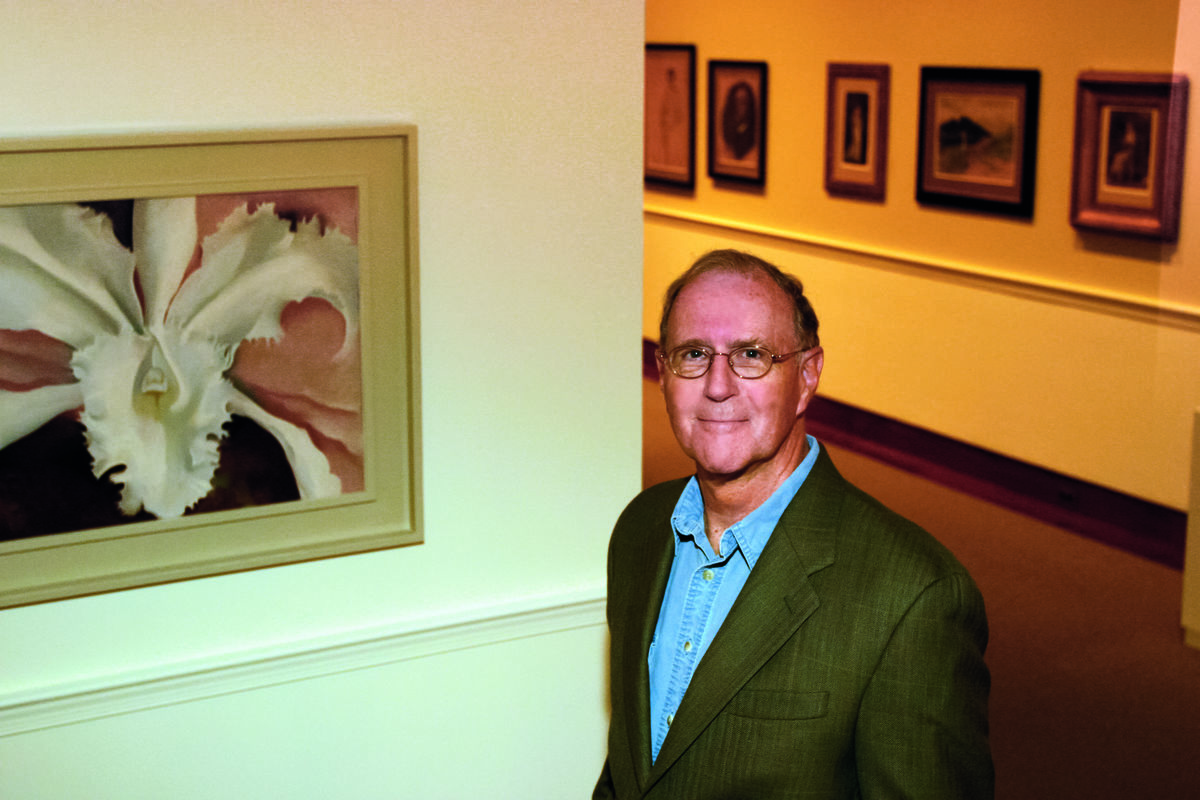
[594,448,992,799]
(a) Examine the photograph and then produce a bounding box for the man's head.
[657,250,823,487]
[659,249,819,352]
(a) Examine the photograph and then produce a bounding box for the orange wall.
[645,0,1200,511]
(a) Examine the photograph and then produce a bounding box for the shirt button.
[702,569,715,581]
[666,713,674,726]
[683,641,692,652]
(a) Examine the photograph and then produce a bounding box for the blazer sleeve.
[854,569,994,799]
[591,759,616,800]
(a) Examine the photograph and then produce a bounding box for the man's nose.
[703,354,738,401]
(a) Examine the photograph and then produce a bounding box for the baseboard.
[0,589,606,738]
[644,339,1187,570]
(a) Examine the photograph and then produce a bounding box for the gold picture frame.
[825,62,890,201]
[1070,71,1189,241]
[0,124,422,607]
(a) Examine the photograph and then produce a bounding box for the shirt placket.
[652,549,728,758]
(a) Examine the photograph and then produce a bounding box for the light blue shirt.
[647,436,820,762]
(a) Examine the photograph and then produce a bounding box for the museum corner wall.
[645,0,1200,514]
[0,2,643,797]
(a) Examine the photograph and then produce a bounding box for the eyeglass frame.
[656,344,810,380]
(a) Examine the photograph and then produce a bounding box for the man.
[594,250,992,799]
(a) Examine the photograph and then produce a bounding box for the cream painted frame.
[0,124,421,607]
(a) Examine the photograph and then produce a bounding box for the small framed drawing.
[645,43,697,190]
[708,60,768,185]
[917,67,1040,218]
[825,62,890,201]
[0,124,422,607]
[1070,71,1189,241]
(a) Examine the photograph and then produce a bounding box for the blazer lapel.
[646,449,845,784]
[617,485,680,791]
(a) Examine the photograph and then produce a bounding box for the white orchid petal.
[228,390,341,499]
[0,204,140,345]
[0,384,84,450]
[133,197,198,325]
[72,326,237,518]
[170,204,358,351]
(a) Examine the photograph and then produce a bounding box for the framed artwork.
[708,60,768,185]
[0,124,422,607]
[1070,71,1190,241]
[916,67,1040,218]
[825,62,890,201]
[645,43,697,189]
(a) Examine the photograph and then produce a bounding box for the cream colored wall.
[0,1,643,796]
[646,0,1200,510]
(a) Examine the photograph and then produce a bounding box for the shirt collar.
[670,436,821,569]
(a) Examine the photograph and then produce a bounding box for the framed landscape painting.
[0,124,422,607]
[1070,71,1189,241]
[917,67,1040,218]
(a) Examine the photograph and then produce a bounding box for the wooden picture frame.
[917,67,1040,218]
[708,60,768,185]
[645,43,697,190]
[1070,71,1190,241]
[825,62,890,201]
[0,124,422,607]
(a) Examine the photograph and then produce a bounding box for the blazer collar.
[645,448,845,786]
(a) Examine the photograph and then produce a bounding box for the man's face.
[660,270,822,484]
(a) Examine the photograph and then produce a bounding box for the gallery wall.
[0,2,643,797]
[645,0,1200,512]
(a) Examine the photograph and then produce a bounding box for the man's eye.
[681,349,707,361]
[739,348,765,360]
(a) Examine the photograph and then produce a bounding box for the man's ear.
[796,346,823,415]
[657,350,668,392]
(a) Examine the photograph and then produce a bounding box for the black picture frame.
[708,60,768,186]
[645,43,697,190]
[916,66,1040,218]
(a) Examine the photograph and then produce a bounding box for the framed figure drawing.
[0,125,422,607]
[825,62,890,201]
[708,60,768,185]
[1070,71,1189,241]
[917,67,1040,218]
[645,43,697,189]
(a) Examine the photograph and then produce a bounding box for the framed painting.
[645,43,697,190]
[708,59,768,185]
[1070,71,1189,241]
[916,67,1040,218]
[0,124,422,607]
[825,62,890,201]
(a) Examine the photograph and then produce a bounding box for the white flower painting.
[0,189,363,537]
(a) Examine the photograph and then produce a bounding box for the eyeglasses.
[658,344,807,380]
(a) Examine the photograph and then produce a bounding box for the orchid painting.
[0,189,363,538]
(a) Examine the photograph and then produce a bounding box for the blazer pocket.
[725,689,829,721]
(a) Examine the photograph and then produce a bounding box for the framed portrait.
[825,62,890,201]
[645,43,697,190]
[0,124,422,607]
[916,67,1040,218]
[1070,71,1189,241]
[708,60,768,185]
